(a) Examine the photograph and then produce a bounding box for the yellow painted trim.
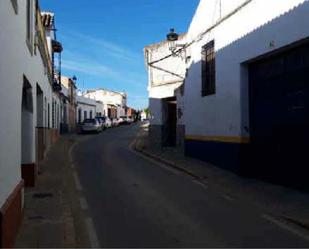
[185,135,250,144]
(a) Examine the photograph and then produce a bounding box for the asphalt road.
[73,123,309,248]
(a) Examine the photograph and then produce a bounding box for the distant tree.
[144,108,150,116]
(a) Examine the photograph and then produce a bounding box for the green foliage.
[144,108,150,115]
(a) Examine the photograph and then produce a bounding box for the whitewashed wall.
[145,35,187,89]
[95,101,104,116]
[183,0,309,138]
[145,35,187,125]
[84,89,127,118]
[0,0,60,207]
[77,96,97,122]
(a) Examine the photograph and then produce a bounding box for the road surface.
[72,123,309,247]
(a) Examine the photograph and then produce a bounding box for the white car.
[105,117,112,128]
[112,118,120,127]
[95,117,105,131]
[82,119,101,133]
[118,116,127,125]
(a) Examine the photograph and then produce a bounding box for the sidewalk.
[134,123,309,229]
[16,135,90,248]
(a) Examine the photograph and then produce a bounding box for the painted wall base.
[49,128,60,145]
[149,125,163,149]
[176,125,185,152]
[0,180,24,248]
[149,124,185,152]
[185,139,249,175]
[185,139,309,191]
[21,163,37,187]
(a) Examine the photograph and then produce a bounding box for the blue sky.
[40,0,200,109]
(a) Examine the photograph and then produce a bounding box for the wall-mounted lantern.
[166,28,186,58]
[72,75,77,88]
[167,28,179,52]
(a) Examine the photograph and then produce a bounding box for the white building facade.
[84,89,127,119]
[60,76,77,133]
[0,1,63,246]
[76,95,103,123]
[180,0,309,187]
[144,34,187,148]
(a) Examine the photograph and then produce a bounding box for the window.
[44,98,47,128]
[48,103,50,129]
[26,0,33,54]
[57,104,60,129]
[78,109,82,123]
[22,76,33,112]
[84,111,87,121]
[11,0,18,14]
[52,100,55,128]
[201,40,216,96]
[90,110,93,119]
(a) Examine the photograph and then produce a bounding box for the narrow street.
[2,1,309,248]
[72,124,309,248]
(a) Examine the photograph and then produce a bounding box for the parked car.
[95,117,105,131]
[81,119,101,133]
[105,117,112,128]
[118,116,127,125]
[112,118,120,127]
[96,116,106,127]
[119,115,133,125]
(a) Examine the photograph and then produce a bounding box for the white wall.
[0,0,61,207]
[77,96,97,122]
[145,34,187,88]
[145,35,187,126]
[95,101,104,116]
[183,0,309,138]
[84,89,127,118]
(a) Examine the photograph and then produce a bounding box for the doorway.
[36,84,44,163]
[162,97,177,147]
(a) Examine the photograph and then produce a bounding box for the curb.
[282,216,309,231]
[133,136,206,183]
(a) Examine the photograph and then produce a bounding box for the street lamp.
[166,28,187,58]
[166,28,179,52]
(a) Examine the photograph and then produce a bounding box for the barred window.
[201,40,216,96]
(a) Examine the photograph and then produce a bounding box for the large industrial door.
[249,42,309,188]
